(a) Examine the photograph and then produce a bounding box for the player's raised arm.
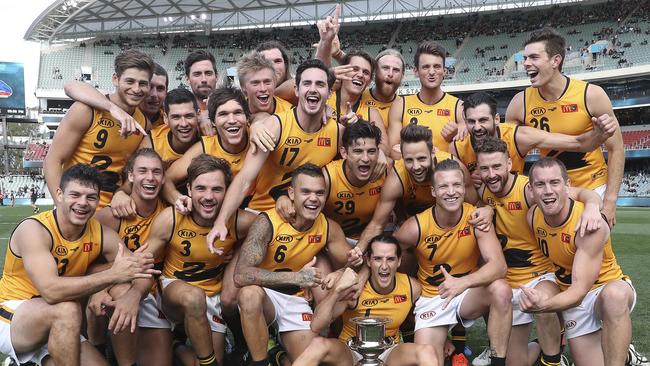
[387,96,405,160]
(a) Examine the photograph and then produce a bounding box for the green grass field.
[0,205,648,364]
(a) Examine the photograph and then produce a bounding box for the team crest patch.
[394,295,407,304]
[536,228,547,237]
[561,104,578,113]
[317,137,331,147]
[437,109,450,116]
[54,245,68,256]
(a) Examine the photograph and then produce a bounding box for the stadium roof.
[25,0,586,42]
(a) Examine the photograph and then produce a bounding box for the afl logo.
[285,137,302,146]
[337,191,353,199]
[408,108,422,116]
[362,299,379,307]
[530,107,546,117]
[54,245,68,256]
[125,224,142,234]
[419,311,436,320]
[565,320,576,329]
[424,235,440,244]
[275,234,293,243]
[98,118,115,128]
[536,228,547,237]
[178,229,196,239]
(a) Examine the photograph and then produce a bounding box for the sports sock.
[491,356,506,366]
[451,325,467,355]
[540,353,561,366]
[198,352,218,366]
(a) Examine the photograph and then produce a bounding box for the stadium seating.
[0,176,46,199]
[23,144,50,162]
[622,129,650,149]
[35,0,650,91]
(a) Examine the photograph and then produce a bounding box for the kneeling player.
[521,157,636,366]
[294,234,439,366]
[395,159,512,366]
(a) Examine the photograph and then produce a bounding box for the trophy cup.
[347,316,394,366]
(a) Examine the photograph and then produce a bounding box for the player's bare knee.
[308,336,331,353]
[220,288,239,310]
[599,285,632,319]
[52,301,82,327]
[488,280,512,308]
[238,285,264,313]
[416,344,438,361]
[180,286,207,314]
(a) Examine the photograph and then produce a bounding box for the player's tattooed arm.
[234,215,321,289]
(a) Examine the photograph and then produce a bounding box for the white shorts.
[263,288,313,333]
[593,184,607,200]
[138,292,172,329]
[160,277,227,333]
[562,279,636,339]
[0,300,49,364]
[511,273,557,326]
[352,344,397,363]
[346,237,358,247]
[413,290,475,331]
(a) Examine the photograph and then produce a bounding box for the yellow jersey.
[249,109,339,211]
[482,175,554,286]
[201,135,249,177]
[362,89,394,129]
[162,208,239,296]
[0,210,103,302]
[339,273,413,344]
[149,124,185,168]
[119,199,167,262]
[150,109,165,128]
[400,93,459,152]
[453,123,525,174]
[532,200,625,291]
[393,150,453,217]
[258,208,329,296]
[524,78,607,189]
[64,107,146,208]
[415,203,480,297]
[326,90,374,124]
[273,97,293,115]
[323,159,385,239]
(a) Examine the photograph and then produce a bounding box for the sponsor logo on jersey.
[83,242,94,252]
[369,187,381,196]
[536,228,547,237]
[592,168,606,180]
[54,245,68,256]
[302,313,313,321]
[362,299,379,307]
[508,201,523,210]
[394,294,407,304]
[561,104,578,113]
[561,233,571,244]
[419,311,436,320]
[178,229,196,239]
[458,226,471,238]
[125,224,143,234]
[275,234,293,243]
[337,191,353,199]
[367,100,377,107]
[407,108,422,116]
[212,315,224,324]
[565,320,576,329]
[308,235,322,244]
[486,197,496,207]
[98,118,116,128]
[317,137,331,147]
[231,158,241,165]
[437,109,450,117]
[530,107,546,117]
[424,235,440,244]
[285,136,302,146]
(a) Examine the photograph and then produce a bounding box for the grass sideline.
[0,205,648,364]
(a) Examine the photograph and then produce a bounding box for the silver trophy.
[347,316,394,366]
